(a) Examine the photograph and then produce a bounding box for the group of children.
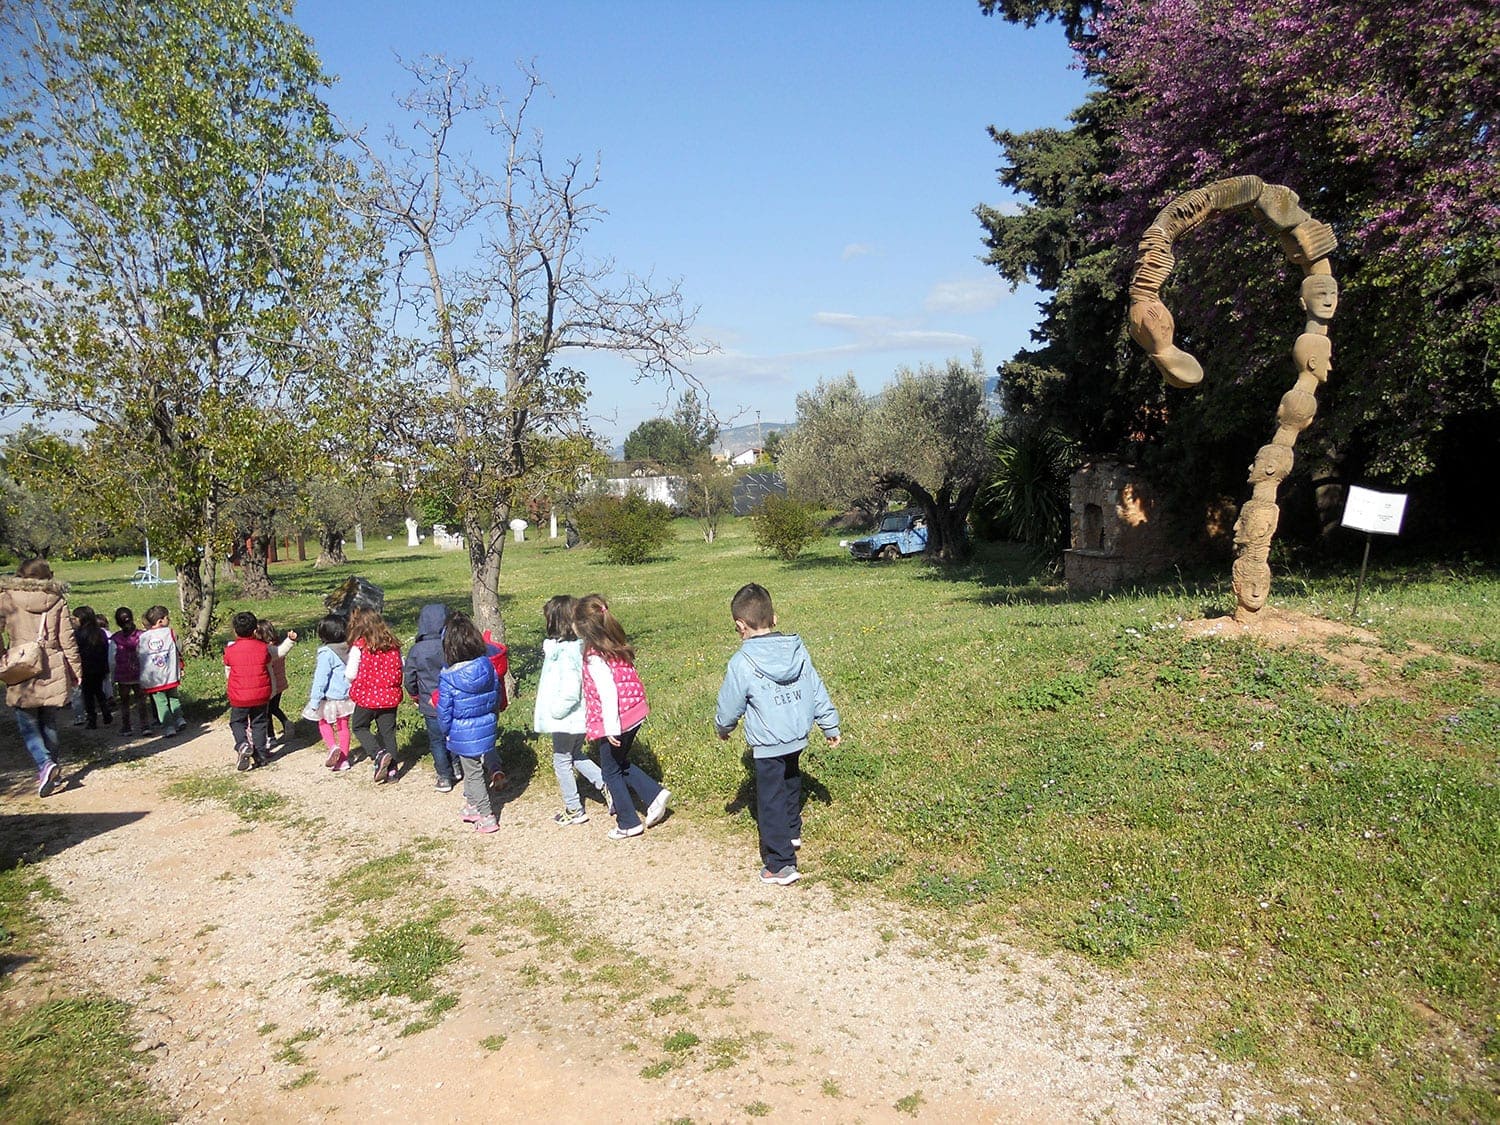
[215,582,840,884]
[67,603,191,736]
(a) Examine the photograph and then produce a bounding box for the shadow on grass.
[723,749,832,821]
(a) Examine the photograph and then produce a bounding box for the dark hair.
[573,594,634,663]
[94,614,109,630]
[348,606,399,652]
[72,605,98,646]
[442,611,487,665]
[543,595,577,641]
[18,558,52,580]
[73,604,95,625]
[144,605,170,626]
[115,606,136,631]
[730,583,775,630]
[232,611,258,638]
[316,614,347,645]
[253,618,280,645]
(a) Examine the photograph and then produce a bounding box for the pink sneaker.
[460,806,481,823]
[474,817,499,834]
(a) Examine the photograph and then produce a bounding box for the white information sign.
[1342,485,1407,536]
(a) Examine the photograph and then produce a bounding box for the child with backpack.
[138,605,187,734]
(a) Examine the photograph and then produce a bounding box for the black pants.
[351,706,398,762]
[230,704,269,756]
[81,671,112,725]
[267,691,290,738]
[754,750,803,872]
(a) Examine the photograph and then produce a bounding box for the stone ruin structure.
[1126,176,1338,621]
[1064,462,1174,595]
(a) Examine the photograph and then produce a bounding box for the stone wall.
[1063,462,1177,594]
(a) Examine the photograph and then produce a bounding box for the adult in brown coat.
[0,558,83,795]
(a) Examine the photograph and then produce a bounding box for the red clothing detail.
[350,641,404,709]
[581,652,649,741]
[224,637,272,707]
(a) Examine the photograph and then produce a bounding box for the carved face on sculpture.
[1232,556,1273,611]
[1300,275,1339,322]
[1233,499,1280,550]
[1277,388,1318,430]
[1248,444,1294,485]
[1291,333,1333,384]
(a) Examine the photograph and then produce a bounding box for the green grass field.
[41,520,1500,1116]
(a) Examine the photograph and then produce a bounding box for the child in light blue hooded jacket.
[715,583,841,886]
[532,595,608,825]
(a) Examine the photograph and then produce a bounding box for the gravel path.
[0,722,1299,1123]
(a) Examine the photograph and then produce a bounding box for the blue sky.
[295,1,1088,445]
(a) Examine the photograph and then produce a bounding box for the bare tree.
[342,57,700,639]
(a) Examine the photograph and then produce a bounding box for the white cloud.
[808,311,976,354]
[922,276,1010,315]
[841,242,877,261]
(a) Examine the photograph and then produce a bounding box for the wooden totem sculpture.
[1126,176,1338,621]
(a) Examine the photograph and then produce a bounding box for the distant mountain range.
[712,420,794,457]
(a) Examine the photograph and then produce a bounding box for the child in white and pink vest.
[574,594,669,840]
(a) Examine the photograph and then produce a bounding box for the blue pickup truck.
[849,511,928,561]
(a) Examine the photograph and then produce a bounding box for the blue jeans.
[551,732,603,813]
[754,750,803,872]
[596,724,661,830]
[14,706,59,770]
[424,716,458,784]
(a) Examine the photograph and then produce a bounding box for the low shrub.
[749,495,819,560]
[574,491,674,565]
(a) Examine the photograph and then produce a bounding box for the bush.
[749,495,819,560]
[574,491,674,564]
[972,418,1079,554]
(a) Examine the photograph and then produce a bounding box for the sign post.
[1340,486,1408,618]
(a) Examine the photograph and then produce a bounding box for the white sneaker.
[607,824,644,840]
[644,789,671,828]
[791,837,802,850]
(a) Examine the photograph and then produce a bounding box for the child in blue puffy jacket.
[437,612,502,834]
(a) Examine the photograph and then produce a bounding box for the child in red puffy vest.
[223,610,272,771]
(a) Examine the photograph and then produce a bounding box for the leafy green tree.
[778,375,887,526]
[0,0,378,651]
[344,59,697,640]
[622,390,719,465]
[679,455,736,543]
[978,0,1500,543]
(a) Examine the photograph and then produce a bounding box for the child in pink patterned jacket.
[574,594,669,841]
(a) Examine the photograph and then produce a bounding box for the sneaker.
[37,760,61,797]
[374,752,394,784]
[174,719,187,733]
[644,789,671,829]
[324,745,343,769]
[607,824,644,840]
[434,778,454,793]
[760,866,801,886]
[235,743,253,772]
[474,817,500,834]
[333,757,352,773]
[791,837,803,850]
[553,808,589,825]
[460,805,481,823]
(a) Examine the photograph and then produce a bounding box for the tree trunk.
[238,532,277,599]
[465,509,507,639]
[315,529,346,568]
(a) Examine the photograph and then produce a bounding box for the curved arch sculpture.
[1127,176,1338,621]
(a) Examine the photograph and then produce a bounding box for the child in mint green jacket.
[532,595,607,825]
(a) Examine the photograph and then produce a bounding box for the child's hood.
[444,655,496,693]
[738,633,810,686]
[415,603,448,641]
[321,642,350,663]
[542,637,581,662]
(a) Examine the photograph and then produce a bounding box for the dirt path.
[1,724,1293,1123]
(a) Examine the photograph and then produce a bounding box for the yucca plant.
[974,418,1080,556]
